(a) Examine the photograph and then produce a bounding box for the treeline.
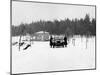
[12,14,96,36]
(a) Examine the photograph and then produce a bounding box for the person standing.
[50,36,53,47]
[64,35,67,47]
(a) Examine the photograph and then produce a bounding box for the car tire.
[62,45,64,47]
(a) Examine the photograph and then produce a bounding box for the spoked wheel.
[62,45,64,47]
[65,45,67,47]
[53,46,55,48]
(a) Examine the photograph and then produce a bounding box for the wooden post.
[86,37,88,49]
[19,35,21,51]
[81,36,83,42]
[72,38,75,46]
[30,35,31,45]
[32,35,34,44]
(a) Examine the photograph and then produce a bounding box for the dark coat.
[64,36,67,45]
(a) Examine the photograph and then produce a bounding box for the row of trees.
[12,14,96,36]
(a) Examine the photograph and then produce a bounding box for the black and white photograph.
[11,0,96,74]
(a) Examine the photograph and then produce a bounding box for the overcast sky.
[12,1,95,26]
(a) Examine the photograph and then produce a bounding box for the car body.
[50,36,66,48]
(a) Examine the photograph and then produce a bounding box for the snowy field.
[12,36,95,74]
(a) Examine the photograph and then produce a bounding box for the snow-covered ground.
[12,36,95,74]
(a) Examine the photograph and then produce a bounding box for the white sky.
[12,1,95,26]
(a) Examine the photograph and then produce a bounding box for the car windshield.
[53,36,64,39]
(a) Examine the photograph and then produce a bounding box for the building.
[34,31,50,41]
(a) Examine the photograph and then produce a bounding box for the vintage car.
[50,36,67,48]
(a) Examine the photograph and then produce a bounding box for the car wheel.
[65,45,67,47]
[62,45,64,47]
